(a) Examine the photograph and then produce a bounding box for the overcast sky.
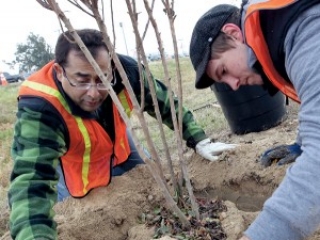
[0,0,239,72]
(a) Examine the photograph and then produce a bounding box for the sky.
[0,0,239,73]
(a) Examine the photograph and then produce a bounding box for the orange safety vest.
[19,61,133,197]
[244,0,300,103]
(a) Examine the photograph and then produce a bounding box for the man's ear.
[53,63,63,83]
[221,23,244,43]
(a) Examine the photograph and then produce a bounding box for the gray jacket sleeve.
[245,4,320,240]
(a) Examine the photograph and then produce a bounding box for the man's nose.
[86,84,101,97]
[223,76,240,91]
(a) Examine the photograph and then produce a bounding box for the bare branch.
[35,0,53,10]
[125,0,169,186]
[129,1,145,110]
[101,0,105,22]
[164,0,201,219]
[109,0,116,52]
[66,0,94,17]
[141,0,155,41]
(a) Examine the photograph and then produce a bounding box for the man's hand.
[195,138,238,161]
[259,143,302,167]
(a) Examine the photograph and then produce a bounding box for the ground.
[1,101,320,240]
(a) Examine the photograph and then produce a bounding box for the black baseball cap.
[189,4,239,89]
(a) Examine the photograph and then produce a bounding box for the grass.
[134,57,227,155]
[0,58,229,236]
[0,84,19,124]
[150,58,226,130]
[0,83,20,236]
[0,83,18,165]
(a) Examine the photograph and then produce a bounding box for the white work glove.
[195,138,238,161]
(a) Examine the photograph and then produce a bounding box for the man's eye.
[76,78,90,83]
[77,82,89,87]
[96,77,104,83]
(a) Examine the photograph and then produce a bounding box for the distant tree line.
[6,32,54,73]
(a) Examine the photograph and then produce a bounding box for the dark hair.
[55,29,108,67]
[210,10,241,59]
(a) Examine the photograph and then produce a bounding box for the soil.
[1,101,320,240]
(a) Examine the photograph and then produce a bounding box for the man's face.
[54,49,111,112]
[206,37,264,90]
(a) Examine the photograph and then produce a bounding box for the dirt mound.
[54,166,161,240]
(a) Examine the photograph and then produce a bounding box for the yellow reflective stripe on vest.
[22,80,92,194]
[118,90,131,117]
[22,81,70,111]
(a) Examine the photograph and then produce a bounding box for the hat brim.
[194,45,214,89]
[195,73,215,89]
